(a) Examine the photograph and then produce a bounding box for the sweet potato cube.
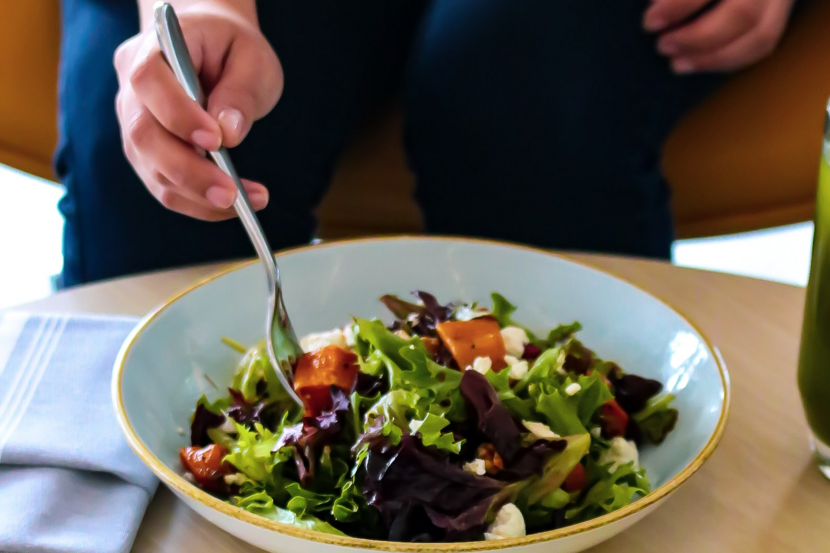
[294,345,359,415]
[436,319,508,372]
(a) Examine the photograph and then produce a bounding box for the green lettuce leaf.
[234,491,345,535]
[536,322,582,349]
[355,318,464,421]
[522,433,591,505]
[192,394,230,419]
[565,461,649,522]
[530,373,612,437]
[285,483,335,518]
[490,293,538,340]
[231,342,267,401]
[512,345,566,395]
[224,421,289,483]
[634,394,678,444]
[409,412,465,454]
[230,341,297,415]
[364,389,420,446]
[485,367,535,420]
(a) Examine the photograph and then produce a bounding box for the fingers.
[655,0,761,57]
[117,87,269,219]
[672,1,791,73]
[144,178,269,222]
[646,0,794,73]
[643,0,711,32]
[669,21,779,72]
[116,37,222,151]
[205,38,284,147]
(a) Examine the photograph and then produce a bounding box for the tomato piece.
[436,319,508,372]
[600,399,629,438]
[562,462,587,493]
[294,345,359,416]
[180,444,232,488]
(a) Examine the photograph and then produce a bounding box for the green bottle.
[797,101,830,479]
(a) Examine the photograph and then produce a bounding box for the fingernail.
[194,146,207,157]
[249,189,269,209]
[643,14,666,32]
[191,129,221,151]
[218,109,244,144]
[673,59,695,74]
[206,186,236,209]
[658,41,678,56]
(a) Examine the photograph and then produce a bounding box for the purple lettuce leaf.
[273,386,351,486]
[364,435,509,541]
[563,341,595,374]
[381,291,454,338]
[459,371,523,463]
[355,371,388,397]
[380,295,425,320]
[500,439,568,481]
[190,402,225,447]
[412,291,453,324]
[608,373,663,414]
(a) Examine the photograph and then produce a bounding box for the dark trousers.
[57,0,726,287]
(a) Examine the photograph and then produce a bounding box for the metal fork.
[154,2,304,409]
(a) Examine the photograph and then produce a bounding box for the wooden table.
[17,254,830,552]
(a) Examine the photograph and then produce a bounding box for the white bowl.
[113,237,729,553]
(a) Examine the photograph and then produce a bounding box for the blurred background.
[2,1,829,309]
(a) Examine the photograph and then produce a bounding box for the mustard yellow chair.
[3,1,830,241]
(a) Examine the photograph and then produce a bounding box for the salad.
[180,292,679,543]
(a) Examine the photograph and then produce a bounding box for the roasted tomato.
[600,399,629,438]
[179,444,233,489]
[562,462,587,493]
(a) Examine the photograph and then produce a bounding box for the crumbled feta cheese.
[300,328,347,353]
[501,326,529,357]
[504,355,520,366]
[508,360,529,380]
[565,382,582,396]
[456,305,491,321]
[522,420,560,440]
[469,356,492,374]
[590,427,603,438]
[463,459,487,476]
[484,503,526,540]
[598,437,640,473]
[455,305,476,321]
[394,329,411,340]
[343,323,357,347]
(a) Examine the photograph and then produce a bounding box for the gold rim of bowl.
[112,236,731,552]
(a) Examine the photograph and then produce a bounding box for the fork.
[153,2,304,409]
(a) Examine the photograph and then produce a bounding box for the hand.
[643,0,797,73]
[114,3,283,220]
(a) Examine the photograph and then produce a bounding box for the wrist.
[139,0,259,31]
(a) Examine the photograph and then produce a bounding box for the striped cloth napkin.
[0,312,158,553]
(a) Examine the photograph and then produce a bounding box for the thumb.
[206,40,283,147]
